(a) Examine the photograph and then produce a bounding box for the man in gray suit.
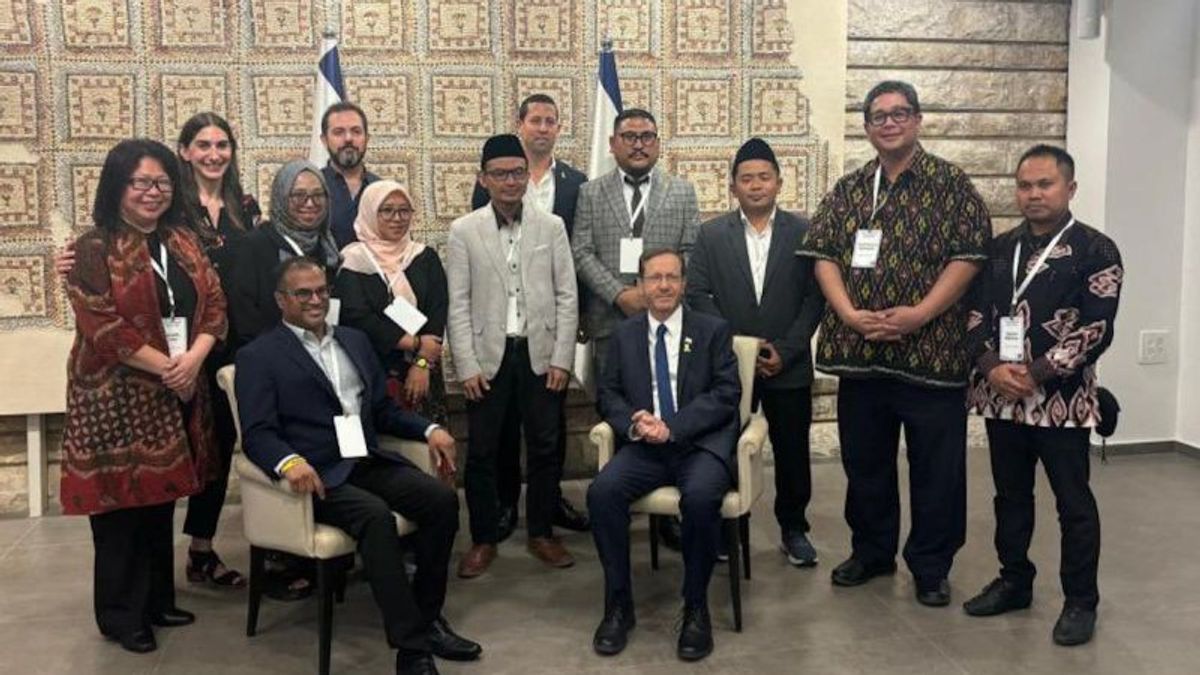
[572,108,701,380]
[687,138,825,568]
[447,135,579,579]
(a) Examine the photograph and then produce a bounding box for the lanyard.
[1010,218,1075,312]
[325,336,352,415]
[280,233,305,257]
[870,164,887,221]
[147,241,176,317]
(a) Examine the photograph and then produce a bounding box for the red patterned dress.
[61,223,228,515]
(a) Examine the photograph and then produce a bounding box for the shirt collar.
[284,319,333,347]
[619,167,652,187]
[492,202,523,229]
[530,159,557,187]
[865,142,926,187]
[648,305,684,338]
[739,207,776,236]
[1020,210,1075,243]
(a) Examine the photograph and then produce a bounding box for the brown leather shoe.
[456,544,497,579]
[528,536,575,568]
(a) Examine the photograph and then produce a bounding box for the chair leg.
[247,546,266,637]
[648,514,660,571]
[334,557,349,604]
[724,519,743,632]
[739,514,752,581]
[317,558,336,675]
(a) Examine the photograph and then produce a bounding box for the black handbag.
[1096,386,1120,461]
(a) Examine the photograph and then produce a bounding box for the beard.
[329,144,365,170]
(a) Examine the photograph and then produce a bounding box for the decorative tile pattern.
[66,74,136,141]
[0,164,38,228]
[251,75,311,136]
[512,0,572,54]
[61,0,130,49]
[341,0,405,50]
[672,78,734,137]
[750,76,809,136]
[514,75,574,137]
[599,0,652,55]
[346,75,411,136]
[430,75,495,138]
[430,159,479,220]
[159,0,226,48]
[159,74,228,137]
[618,77,654,113]
[429,1,490,52]
[251,0,313,48]
[69,165,104,229]
[675,0,731,56]
[672,155,732,216]
[0,71,37,139]
[0,0,34,44]
[752,0,793,55]
[0,254,48,319]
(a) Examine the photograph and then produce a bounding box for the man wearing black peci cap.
[963,145,1123,647]
[687,138,825,567]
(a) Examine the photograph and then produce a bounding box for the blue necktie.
[655,323,676,423]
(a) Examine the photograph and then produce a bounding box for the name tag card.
[999,316,1026,363]
[334,414,368,458]
[851,230,882,269]
[326,298,342,326]
[162,317,188,358]
[619,238,644,275]
[383,297,428,336]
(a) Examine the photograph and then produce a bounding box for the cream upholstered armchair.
[588,335,768,632]
[216,365,434,675]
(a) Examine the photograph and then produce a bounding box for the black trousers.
[183,359,237,540]
[465,338,565,543]
[985,419,1100,610]
[837,378,967,583]
[89,501,177,636]
[313,457,459,654]
[497,400,569,513]
[587,443,731,609]
[756,385,813,535]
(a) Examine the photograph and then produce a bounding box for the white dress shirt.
[647,305,683,418]
[741,208,776,303]
[618,168,652,228]
[523,160,557,214]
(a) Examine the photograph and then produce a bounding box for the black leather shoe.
[429,616,482,661]
[396,652,439,675]
[593,604,636,656]
[915,578,951,607]
[1052,605,1096,646]
[110,628,157,654]
[496,505,518,544]
[676,604,713,662]
[149,607,196,627]
[553,497,591,532]
[831,557,896,587]
[963,577,1032,616]
[659,516,683,552]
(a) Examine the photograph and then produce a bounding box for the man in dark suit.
[470,94,590,541]
[687,138,825,567]
[236,257,481,675]
[586,249,741,662]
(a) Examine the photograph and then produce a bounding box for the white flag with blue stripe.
[308,33,346,166]
[588,41,623,179]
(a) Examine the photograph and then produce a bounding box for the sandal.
[187,549,247,588]
[264,570,314,601]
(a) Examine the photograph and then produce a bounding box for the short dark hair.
[614,108,657,134]
[637,248,686,278]
[863,80,921,122]
[273,256,326,293]
[321,101,369,136]
[92,138,184,231]
[1017,144,1076,182]
[518,94,558,120]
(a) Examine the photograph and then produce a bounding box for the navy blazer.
[598,309,741,475]
[686,209,825,390]
[236,323,432,488]
[471,159,588,236]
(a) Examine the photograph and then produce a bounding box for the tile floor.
[1,448,1198,674]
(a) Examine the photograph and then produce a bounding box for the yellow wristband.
[279,457,307,475]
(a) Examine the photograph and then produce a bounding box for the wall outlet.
[1138,329,1169,365]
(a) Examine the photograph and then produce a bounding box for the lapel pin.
[682,337,693,353]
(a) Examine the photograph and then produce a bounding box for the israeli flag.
[308,32,346,166]
[588,40,623,179]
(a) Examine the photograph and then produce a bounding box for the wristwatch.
[414,357,429,370]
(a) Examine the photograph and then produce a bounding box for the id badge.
[326,297,342,326]
[619,237,644,275]
[162,317,188,358]
[383,296,428,336]
[333,414,368,458]
[851,230,882,269]
[999,316,1026,363]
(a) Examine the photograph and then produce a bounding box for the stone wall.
[843,0,1070,233]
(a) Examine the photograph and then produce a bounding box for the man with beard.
[321,102,380,249]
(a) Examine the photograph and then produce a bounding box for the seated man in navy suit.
[236,256,481,675]
[587,248,741,662]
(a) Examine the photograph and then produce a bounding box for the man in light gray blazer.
[572,108,700,380]
[447,135,579,579]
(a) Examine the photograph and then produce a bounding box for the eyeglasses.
[867,108,915,127]
[279,286,330,302]
[377,206,414,220]
[288,191,328,207]
[128,177,174,194]
[483,168,529,183]
[641,273,682,285]
[617,131,659,146]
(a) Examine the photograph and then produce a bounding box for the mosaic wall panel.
[0,0,824,330]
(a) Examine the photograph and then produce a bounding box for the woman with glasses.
[62,139,227,654]
[335,180,449,425]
